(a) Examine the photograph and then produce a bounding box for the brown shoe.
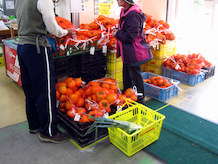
[29,128,40,134]
[39,130,70,143]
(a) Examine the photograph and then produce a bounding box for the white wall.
[55,0,71,21]
[54,0,168,23]
[142,0,168,21]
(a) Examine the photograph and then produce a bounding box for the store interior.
[0,0,218,163]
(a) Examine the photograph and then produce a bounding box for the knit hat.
[124,0,134,5]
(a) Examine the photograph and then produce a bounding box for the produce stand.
[2,37,21,86]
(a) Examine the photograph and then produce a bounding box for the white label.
[56,100,60,108]
[117,106,122,112]
[90,46,95,55]
[59,44,65,51]
[73,34,77,40]
[74,114,81,121]
[102,45,107,53]
[175,64,180,70]
[103,113,109,118]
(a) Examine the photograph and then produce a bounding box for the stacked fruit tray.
[57,107,117,147]
[162,67,205,86]
[142,72,180,102]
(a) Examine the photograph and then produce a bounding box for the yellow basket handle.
[116,98,156,122]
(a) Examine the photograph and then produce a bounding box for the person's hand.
[112,28,118,37]
[67,28,76,36]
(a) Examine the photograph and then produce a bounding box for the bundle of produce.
[55,77,138,124]
[163,53,212,75]
[144,14,175,49]
[85,115,142,136]
[143,76,174,88]
[54,15,119,52]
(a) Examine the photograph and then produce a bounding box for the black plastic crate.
[54,55,79,79]
[54,41,101,59]
[57,110,108,147]
[203,65,215,79]
[79,50,106,64]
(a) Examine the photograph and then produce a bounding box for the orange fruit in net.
[124,88,135,97]
[56,90,60,100]
[58,86,67,95]
[98,99,110,110]
[65,77,74,84]
[59,94,67,102]
[110,84,118,91]
[59,102,66,108]
[85,86,93,96]
[130,95,137,101]
[102,83,110,90]
[66,88,73,96]
[68,94,79,104]
[76,98,85,107]
[67,80,76,89]
[96,90,107,101]
[65,100,74,110]
[92,85,102,94]
[107,92,118,104]
[75,78,82,87]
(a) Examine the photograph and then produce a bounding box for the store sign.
[4,46,22,86]
[98,3,112,15]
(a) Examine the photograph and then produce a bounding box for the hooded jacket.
[116,4,153,65]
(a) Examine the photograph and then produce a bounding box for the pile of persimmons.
[144,14,175,45]
[55,15,118,50]
[144,76,173,88]
[56,77,137,124]
[163,53,212,75]
[54,14,175,52]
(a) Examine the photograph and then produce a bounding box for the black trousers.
[17,44,57,137]
[123,63,145,100]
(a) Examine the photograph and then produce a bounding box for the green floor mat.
[143,99,218,164]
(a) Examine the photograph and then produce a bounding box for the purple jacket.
[116,5,153,65]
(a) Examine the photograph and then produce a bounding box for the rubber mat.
[143,99,218,164]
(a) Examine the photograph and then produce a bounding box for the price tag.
[59,44,65,50]
[175,64,180,70]
[117,105,122,112]
[73,34,77,40]
[90,46,95,55]
[103,113,109,118]
[102,45,107,53]
[74,114,81,122]
[56,100,60,108]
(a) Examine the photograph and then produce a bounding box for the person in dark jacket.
[112,0,153,102]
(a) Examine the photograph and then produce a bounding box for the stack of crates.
[141,40,176,75]
[106,52,123,90]
[0,43,4,66]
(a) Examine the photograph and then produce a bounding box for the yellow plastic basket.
[107,71,123,80]
[146,58,165,67]
[0,56,5,66]
[151,48,176,59]
[107,100,165,156]
[151,40,176,59]
[141,65,163,75]
[107,52,122,63]
[107,60,123,73]
[117,80,124,90]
